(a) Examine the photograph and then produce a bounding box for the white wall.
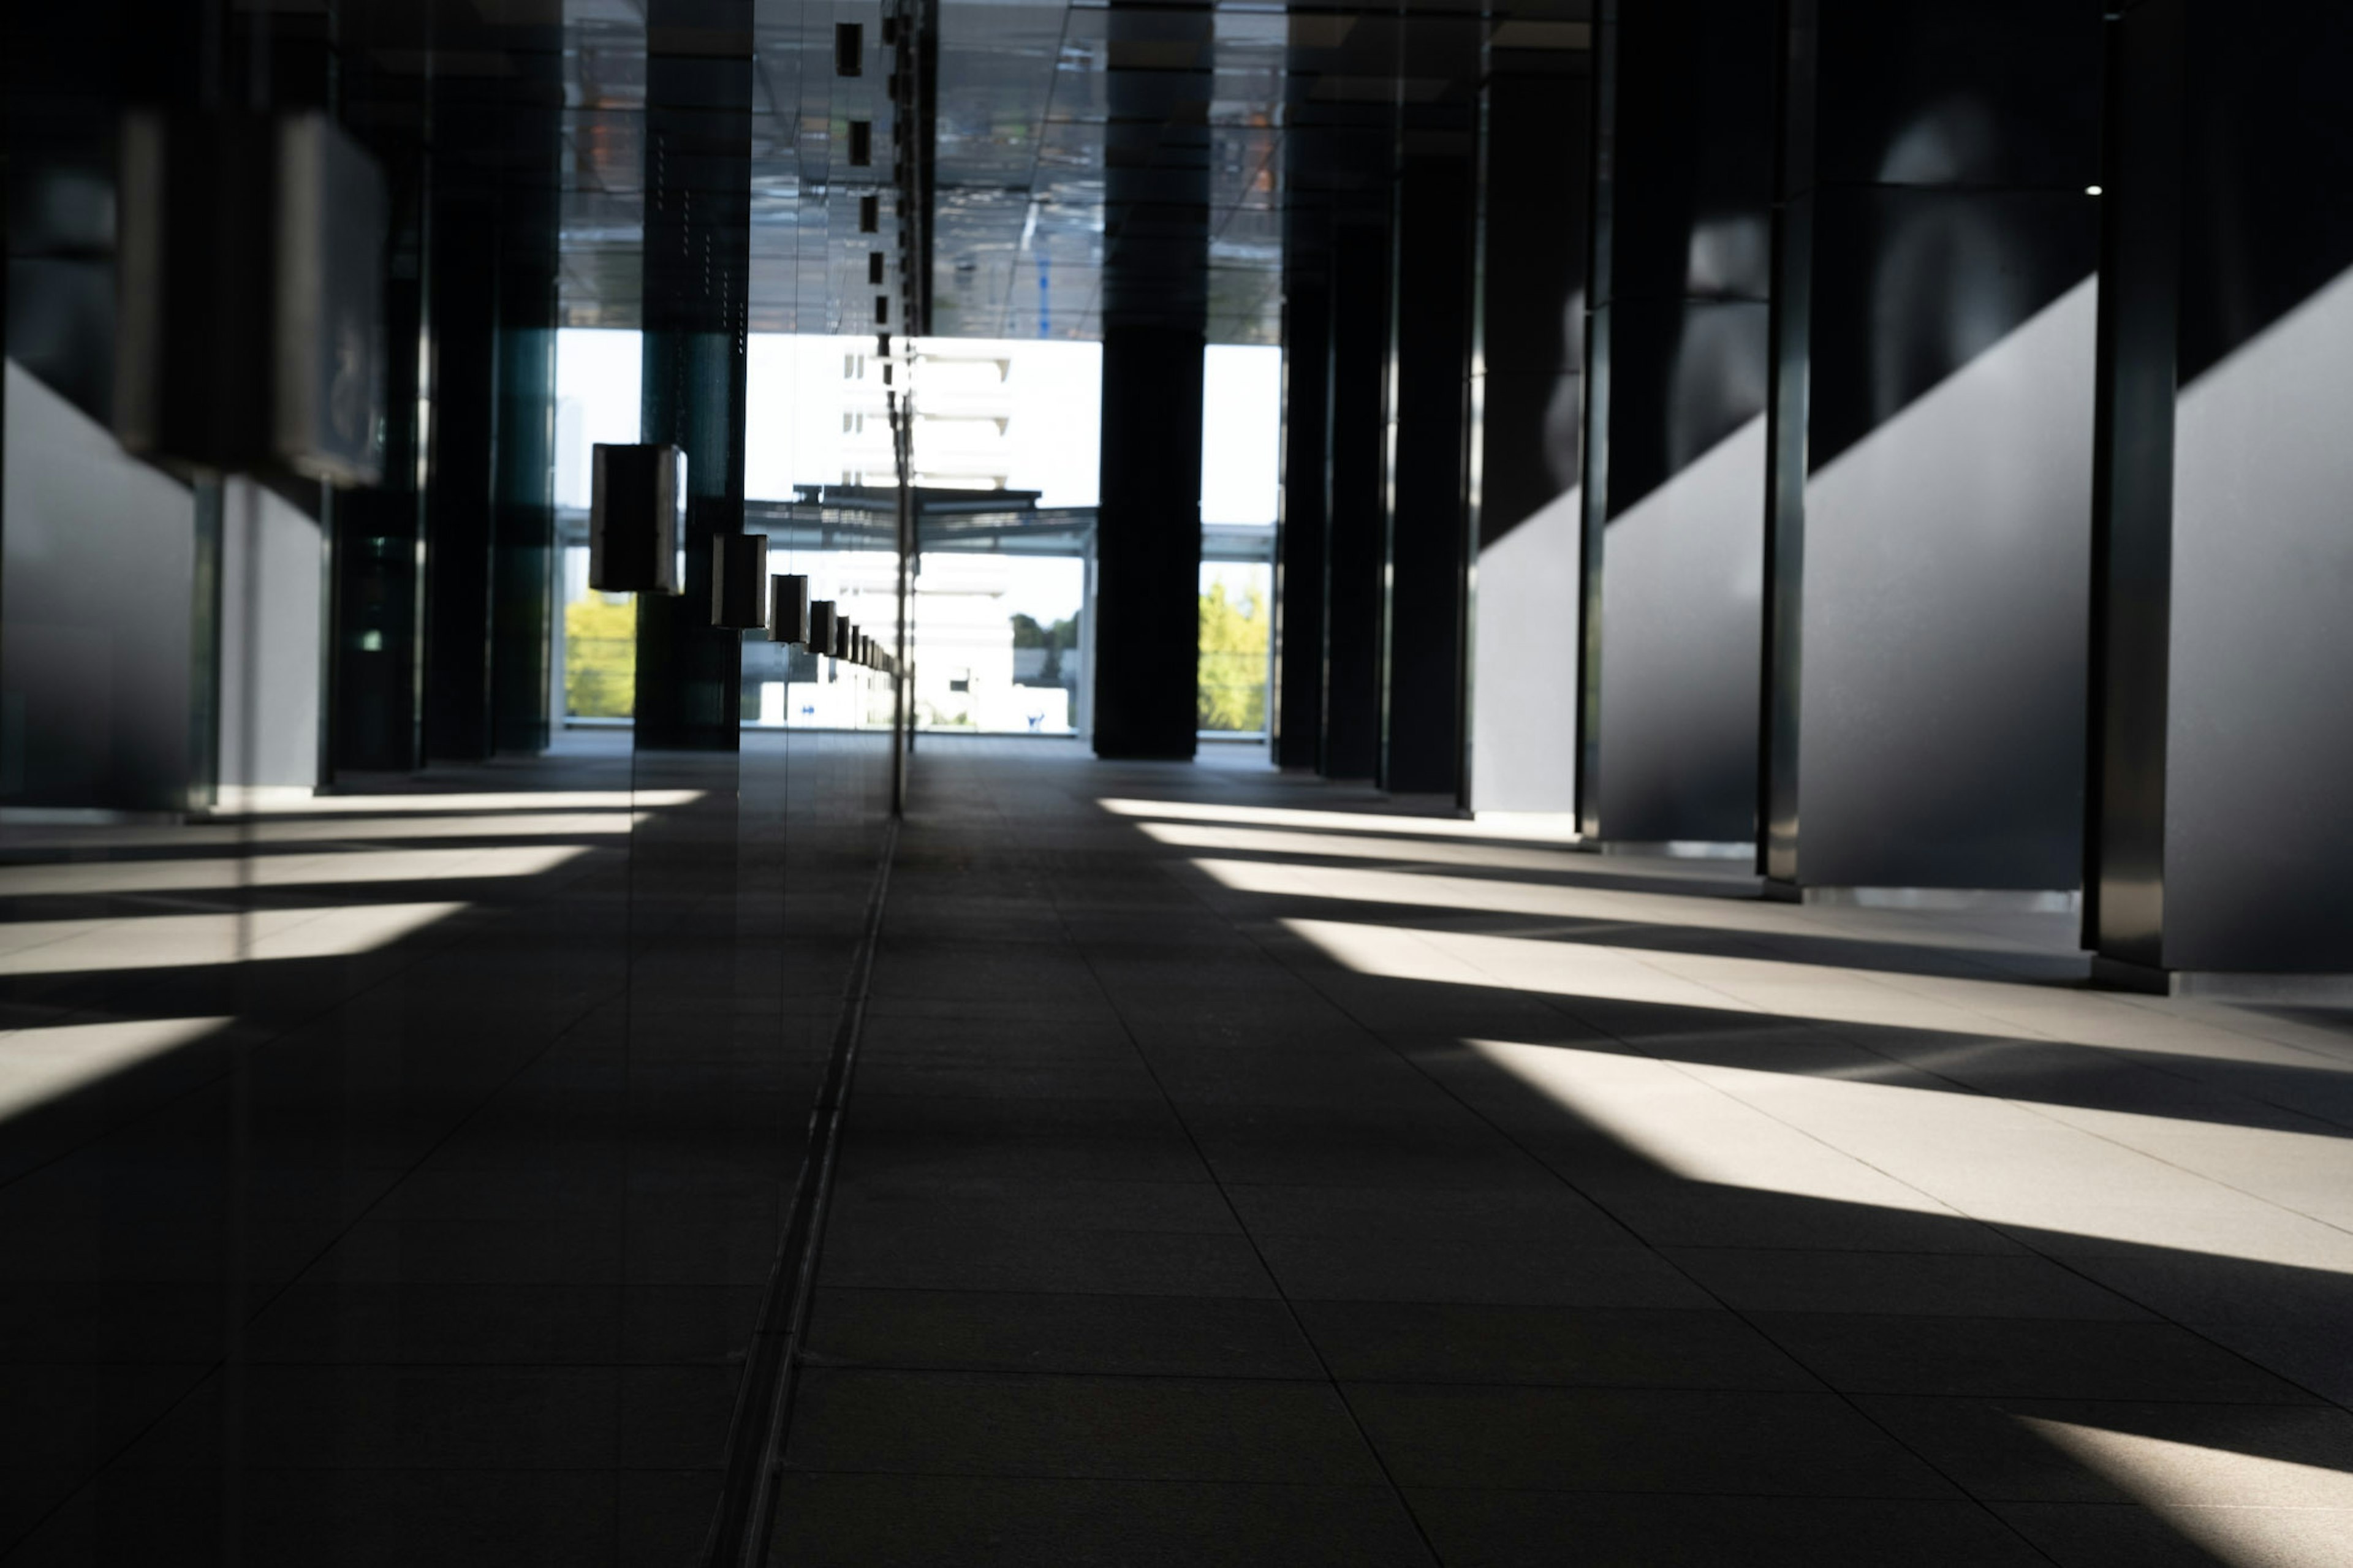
[217,477,323,798]
[2,358,195,810]
[1202,345,1280,525]
[1471,487,1583,814]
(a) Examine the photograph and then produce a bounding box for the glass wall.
[897,339,1100,737]
[555,327,642,722]
[1199,345,1281,737]
[1199,558,1274,735]
[911,552,1085,735]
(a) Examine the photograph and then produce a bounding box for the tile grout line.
[703,815,900,1568]
[0,879,637,1557]
[1028,802,1450,1566]
[1202,854,2353,1418]
[1169,830,2076,1566]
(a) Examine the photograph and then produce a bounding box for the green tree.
[566,595,636,718]
[1197,582,1267,732]
[1010,612,1082,683]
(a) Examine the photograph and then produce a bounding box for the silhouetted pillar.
[1762,1,2102,893]
[2087,0,2353,982]
[1275,204,1329,771]
[1468,36,1590,814]
[1091,1,1210,760]
[408,20,561,766]
[491,42,561,756]
[331,229,426,774]
[422,186,497,762]
[635,0,752,752]
[1321,208,1388,781]
[1580,0,1775,845]
[1378,15,1480,798]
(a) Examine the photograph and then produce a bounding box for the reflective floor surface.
[778,739,2353,1567]
[0,726,895,1564]
[6,735,2351,1564]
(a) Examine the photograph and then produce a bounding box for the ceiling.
[547,0,1591,344]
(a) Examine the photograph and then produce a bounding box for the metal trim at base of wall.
[2090,956,2353,1004]
[702,816,899,1567]
[1764,883,2080,914]
[1583,839,1756,861]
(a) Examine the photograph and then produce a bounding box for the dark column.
[421,186,497,763]
[1321,210,1389,781]
[491,43,561,756]
[1275,205,1330,772]
[635,1,752,752]
[1,0,215,808]
[1468,37,1591,814]
[1581,0,1775,846]
[1378,21,1480,798]
[1091,1,1210,761]
[2088,0,2353,980]
[327,12,430,776]
[1764,0,2102,892]
[332,236,426,775]
[336,11,559,773]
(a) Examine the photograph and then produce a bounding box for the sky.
[555,330,1281,524]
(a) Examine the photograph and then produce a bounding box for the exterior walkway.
[776,739,2353,1566]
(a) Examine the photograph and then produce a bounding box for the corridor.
[773,741,2353,1566]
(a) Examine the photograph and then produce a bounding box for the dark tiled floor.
[775,740,2353,1566]
[11,737,2353,1563]
[0,732,896,1564]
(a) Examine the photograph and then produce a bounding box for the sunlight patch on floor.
[1200,850,1966,945]
[1269,911,2338,1074]
[0,1016,232,1119]
[225,790,703,814]
[0,811,652,854]
[1279,913,2061,1040]
[1144,820,1616,876]
[0,844,591,897]
[1097,797,1582,843]
[2024,1416,2353,1566]
[0,903,469,975]
[1461,1036,2353,1274]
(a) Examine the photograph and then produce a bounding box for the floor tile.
[1259,1233,1715,1308]
[767,1474,1433,1567]
[1292,1301,1813,1389]
[1407,1490,2048,1568]
[817,1220,1276,1297]
[1344,1383,1957,1496]
[784,1368,1384,1484]
[1754,1314,2317,1401]
[1662,1248,2154,1319]
[805,1287,1322,1378]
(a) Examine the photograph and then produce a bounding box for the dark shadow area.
[0,732,898,1560]
[2173,9,2353,388]
[1162,827,2353,1556]
[752,747,2346,1566]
